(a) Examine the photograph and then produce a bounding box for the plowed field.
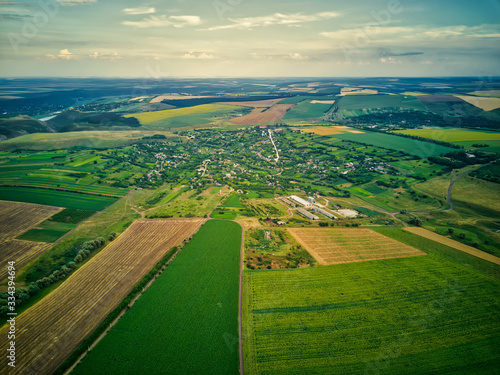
[229,103,294,124]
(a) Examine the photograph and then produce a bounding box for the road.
[268,130,280,162]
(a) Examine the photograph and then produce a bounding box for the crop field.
[125,104,240,129]
[454,95,500,111]
[0,200,62,239]
[404,227,500,265]
[17,220,76,243]
[0,218,205,375]
[287,228,424,265]
[0,187,117,210]
[0,240,51,282]
[417,95,482,116]
[393,128,500,143]
[245,229,315,269]
[50,208,96,224]
[282,100,333,119]
[337,94,426,111]
[72,220,241,375]
[299,126,363,135]
[0,131,175,151]
[243,255,500,374]
[331,131,455,157]
[229,103,294,124]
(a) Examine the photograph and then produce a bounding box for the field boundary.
[238,224,245,375]
[60,237,193,375]
[404,227,500,265]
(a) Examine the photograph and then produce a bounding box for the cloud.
[0,6,31,19]
[56,0,97,5]
[380,57,401,64]
[250,52,310,60]
[46,49,78,60]
[205,11,339,31]
[122,14,201,28]
[123,7,155,15]
[182,52,217,60]
[89,51,121,60]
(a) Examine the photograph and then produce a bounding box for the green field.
[222,192,245,208]
[125,104,242,129]
[243,252,500,374]
[17,221,75,242]
[72,219,241,375]
[337,94,426,111]
[283,100,333,119]
[393,128,500,143]
[0,187,117,210]
[49,208,97,224]
[331,131,455,157]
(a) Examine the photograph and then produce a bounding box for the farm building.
[308,196,316,204]
[312,207,337,220]
[297,208,319,220]
[278,197,296,207]
[289,195,310,207]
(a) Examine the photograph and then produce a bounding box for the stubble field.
[287,228,425,265]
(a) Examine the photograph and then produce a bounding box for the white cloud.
[288,53,308,60]
[89,51,121,60]
[56,0,97,6]
[182,52,217,60]
[205,11,339,31]
[380,57,401,64]
[123,15,201,28]
[46,49,78,60]
[123,7,155,15]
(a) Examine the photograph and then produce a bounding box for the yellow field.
[125,104,237,124]
[310,100,336,104]
[0,218,205,375]
[404,227,500,265]
[288,228,424,265]
[454,95,500,111]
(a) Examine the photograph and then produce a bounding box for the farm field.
[330,131,455,157]
[337,94,426,111]
[217,99,282,108]
[229,103,294,124]
[0,200,62,239]
[0,201,63,280]
[0,218,205,375]
[245,198,287,218]
[404,227,500,265]
[0,187,117,210]
[454,95,500,111]
[17,220,76,243]
[72,219,241,375]
[287,228,424,265]
[393,128,500,143]
[0,131,174,151]
[282,100,333,119]
[245,228,315,269]
[125,104,240,129]
[243,255,500,374]
[417,95,482,116]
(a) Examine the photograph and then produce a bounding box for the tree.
[448,228,454,235]
[108,232,117,241]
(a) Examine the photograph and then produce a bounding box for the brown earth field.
[404,227,500,265]
[229,103,294,124]
[0,240,51,282]
[287,228,425,265]
[0,218,205,375]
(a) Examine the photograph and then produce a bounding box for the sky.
[0,0,499,77]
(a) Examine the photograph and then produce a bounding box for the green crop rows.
[243,254,500,374]
[0,187,117,210]
[72,219,242,375]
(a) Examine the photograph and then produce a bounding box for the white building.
[312,207,337,220]
[297,208,319,220]
[289,195,310,207]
